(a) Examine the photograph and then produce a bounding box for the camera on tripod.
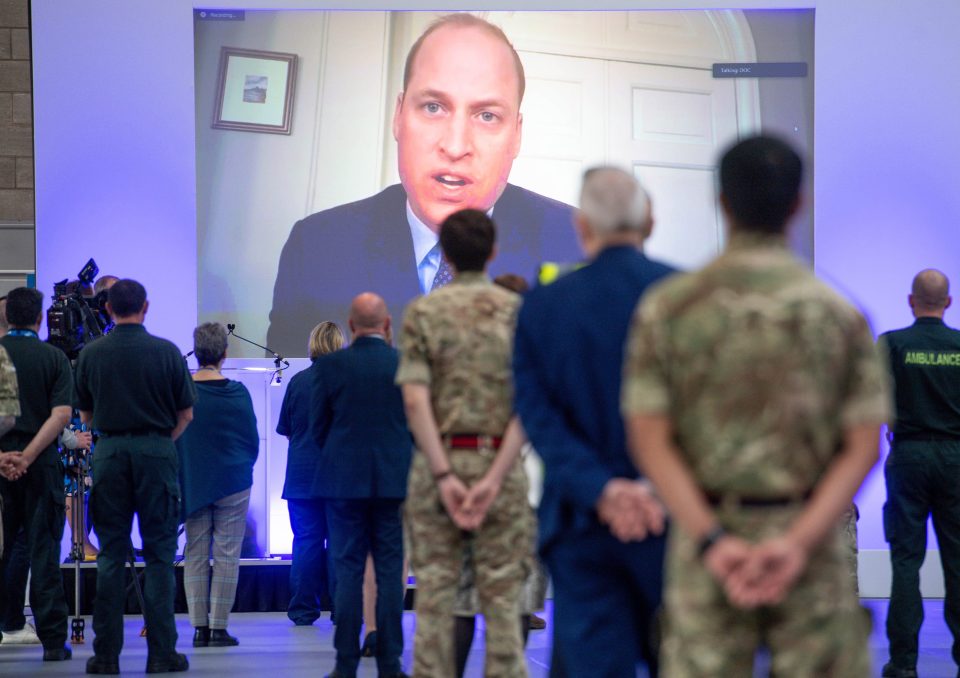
[47,258,111,360]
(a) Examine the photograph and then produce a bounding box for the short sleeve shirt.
[396,272,519,436]
[880,318,960,438]
[75,324,195,432]
[621,234,891,496]
[0,344,21,418]
[0,333,73,457]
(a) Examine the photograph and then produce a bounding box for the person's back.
[77,325,188,434]
[513,167,673,677]
[0,287,72,660]
[312,336,410,499]
[624,137,890,678]
[398,209,532,678]
[75,279,195,675]
[879,269,960,678]
[278,321,344,628]
[882,314,960,441]
[403,279,519,434]
[635,238,873,494]
[178,379,258,518]
[314,293,411,678]
[518,244,673,542]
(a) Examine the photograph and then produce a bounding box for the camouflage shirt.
[621,233,891,496]
[0,344,19,418]
[396,271,519,436]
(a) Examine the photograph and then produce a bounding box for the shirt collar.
[726,230,789,252]
[453,271,490,286]
[111,323,147,333]
[406,201,498,266]
[407,202,439,267]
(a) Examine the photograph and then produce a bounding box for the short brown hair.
[308,321,345,360]
[403,13,525,105]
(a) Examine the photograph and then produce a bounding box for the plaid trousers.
[183,487,250,629]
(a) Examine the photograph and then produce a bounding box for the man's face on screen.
[393,24,523,232]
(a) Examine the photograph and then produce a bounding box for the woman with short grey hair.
[176,322,259,647]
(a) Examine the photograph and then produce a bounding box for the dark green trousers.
[90,434,181,660]
[0,446,68,650]
[884,439,960,670]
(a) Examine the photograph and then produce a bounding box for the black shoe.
[361,630,378,657]
[193,626,210,647]
[323,671,352,678]
[145,652,189,673]
[86,655,120,675]
[380,672,410,678]
[881,663,918,678]
[43,645,73,661]
[209,629,239,647]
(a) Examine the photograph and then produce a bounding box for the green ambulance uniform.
[74,324,196,663]
[0,344,18,420]
[880,316,960,675]
[622,232,891,677]
[0,330,72,650]
[397,272,532,678]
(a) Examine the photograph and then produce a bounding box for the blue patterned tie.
[431,254,454,291]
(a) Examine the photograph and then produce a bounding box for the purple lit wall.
[31,0,960,594]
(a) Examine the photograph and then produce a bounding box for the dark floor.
[0,599,954,676]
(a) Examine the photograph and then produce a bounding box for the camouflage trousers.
[841,503,860,595]
[662,505,871,677]
[406,449,532,678]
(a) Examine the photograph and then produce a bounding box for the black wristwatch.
[697,525,727,560]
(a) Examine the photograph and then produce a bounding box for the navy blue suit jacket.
[276,362,323,500]
[267,183,577,357]
[513,246,676,554]
[310,336,412,499]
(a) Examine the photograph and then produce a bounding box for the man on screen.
[267,13,579,356]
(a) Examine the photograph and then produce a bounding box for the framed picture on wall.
[212,47,298,134]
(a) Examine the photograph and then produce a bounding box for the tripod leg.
[127,545,149,637]
[69,459,87,643]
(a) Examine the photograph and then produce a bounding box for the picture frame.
[212,47,298,134]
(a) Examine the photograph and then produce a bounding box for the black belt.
[98,429,171,438]
[891,433,960,442]
[705,490,812,508]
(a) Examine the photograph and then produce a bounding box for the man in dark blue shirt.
[312,293,411,678]
[881,269,960,678]
[513,167,673,677]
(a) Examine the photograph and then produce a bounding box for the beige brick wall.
[0,0,33,288]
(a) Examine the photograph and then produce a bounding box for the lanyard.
[6,329,38,338]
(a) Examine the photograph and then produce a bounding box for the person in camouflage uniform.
[0,343,19,558]
[0,345,18,433]
[622,136,891,677]
[841,503,860,593]
[397,208,532,678]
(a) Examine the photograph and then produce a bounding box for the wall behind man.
[0,0,34,296]
[30,0,960,591]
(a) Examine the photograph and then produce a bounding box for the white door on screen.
[506,51,606,209]
[512,54,742,271]
[607,61,740,270]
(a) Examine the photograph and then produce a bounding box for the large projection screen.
[194,9,814,359]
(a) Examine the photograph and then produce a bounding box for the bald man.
[311,293,412,678]
[881,270,960,678]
